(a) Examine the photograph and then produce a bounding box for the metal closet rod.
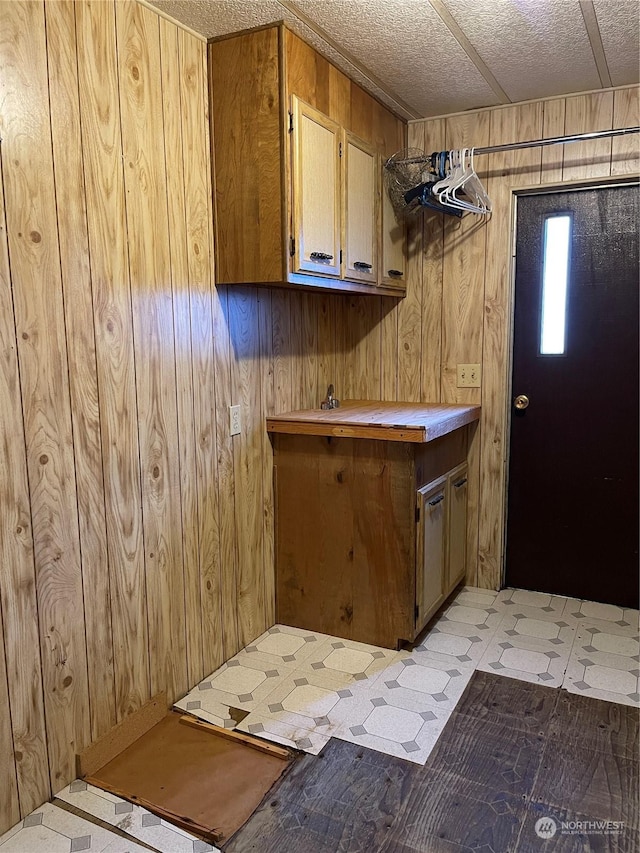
[474,125,640,155]
[398,126,640,162]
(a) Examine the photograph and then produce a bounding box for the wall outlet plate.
[229,405,241,436]
[457,363,481,388]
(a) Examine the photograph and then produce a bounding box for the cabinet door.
[380,175,406,290]
[344,133,377,284]
[446,463,468,593]
[291,96,341,277]
[416,476,446,630]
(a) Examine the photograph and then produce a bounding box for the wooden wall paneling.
[0,598,19,832]
[441,111,490,584]
[351,296,383,400]
[396,122,425,403]
[477,103,544,590]
[316,293,339,404]
[116,1,186,705]
[290,293,319,410]
[75,0,149,720]
[174,25,222,686]
[612,88,640,175]
[0,144,49,822]
[159,19,202,689]
[2,0,92,790]
[271,290,293,414]
[45,0,116,744]
[258,289,276,627]
[541,99,566,181]
[441,111,490,405]
[379,296,399,401]
[228,288,268,646]
[213,286,240,661]
[419,117,446,403]
[562,92,614,180]
[374,91,406,403]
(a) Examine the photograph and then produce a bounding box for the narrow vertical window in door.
[540,215,571,355]
[506,185,639,607]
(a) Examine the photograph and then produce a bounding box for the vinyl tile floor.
[176,587,640,765]
[226,671,639,853]
[2,587,637,853]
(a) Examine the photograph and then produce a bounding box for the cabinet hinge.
[289,112,293,133]
[339,141,343,157]
[415,504,420,523]
[415,603,420,622]
[339,249,343,264]
[290,237,295,257]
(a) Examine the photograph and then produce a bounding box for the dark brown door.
[505,184,639,607]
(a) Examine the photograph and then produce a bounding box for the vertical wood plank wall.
[0,0,637,831]
[363,85,639,591]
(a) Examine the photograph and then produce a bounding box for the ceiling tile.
[594,0,640,87]
[150,0,284,35]
[290,0,501,116]
[150,0,421,118]
[443,0,602,103]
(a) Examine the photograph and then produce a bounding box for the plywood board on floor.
[85,711,293,845]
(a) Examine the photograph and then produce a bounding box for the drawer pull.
[453,478,467,488]
[310,251,334,262]
[388,269,403,277]
[428,494,445,507]
[354,261,372,270]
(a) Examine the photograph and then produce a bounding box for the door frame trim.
[499,174,640,588]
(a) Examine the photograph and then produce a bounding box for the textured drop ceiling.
[149,0,640,120]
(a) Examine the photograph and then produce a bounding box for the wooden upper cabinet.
[381,181,407,289]
[344,134,377,285]
[292,97,341,277]
[208,24,407,297]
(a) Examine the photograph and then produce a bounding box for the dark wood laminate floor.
[224,672,639,853]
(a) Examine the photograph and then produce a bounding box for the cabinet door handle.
[388,269,403,277]
[428,494,445,507]
[310,251,334,262]
[453,478,467,488]
[354,261,372,270]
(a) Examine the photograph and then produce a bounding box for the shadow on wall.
[223,284,398,362]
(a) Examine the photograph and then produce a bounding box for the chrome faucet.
[321,384,340,410]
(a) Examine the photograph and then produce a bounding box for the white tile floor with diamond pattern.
[175,586,639,767]
[2,586,638,853]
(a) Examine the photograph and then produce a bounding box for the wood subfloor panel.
[225,672,639,853]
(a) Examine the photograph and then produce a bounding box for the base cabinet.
[415,463,469,633]
[273,428,471,649]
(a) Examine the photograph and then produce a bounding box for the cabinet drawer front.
[344,135,377,283]
[292,97,341,277]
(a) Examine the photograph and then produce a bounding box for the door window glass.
[540,215,571,355]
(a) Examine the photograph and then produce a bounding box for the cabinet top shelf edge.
[267,401,480,443]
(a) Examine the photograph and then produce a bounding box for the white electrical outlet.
[457,363,481,388]
[229,405,241,436]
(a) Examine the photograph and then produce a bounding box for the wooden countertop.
[266,401,480,443]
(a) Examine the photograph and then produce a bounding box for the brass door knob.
[514,394,530,410]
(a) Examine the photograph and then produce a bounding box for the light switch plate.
[457,363,481,388]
